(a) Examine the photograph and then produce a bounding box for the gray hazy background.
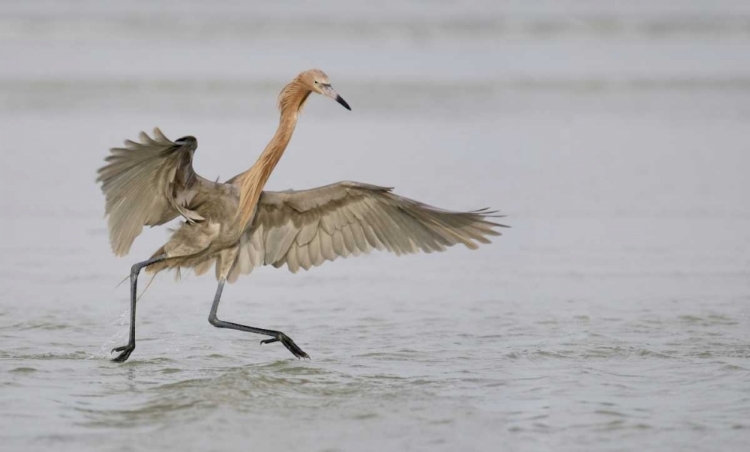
[1,1,749,451]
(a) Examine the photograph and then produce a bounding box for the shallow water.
[1,1,750,451]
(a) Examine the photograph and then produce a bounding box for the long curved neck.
[235,79,310,229]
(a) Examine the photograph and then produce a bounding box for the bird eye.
[314,80,319,84]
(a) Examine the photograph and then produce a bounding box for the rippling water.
[1,1,750,451]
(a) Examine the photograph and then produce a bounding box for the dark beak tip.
[335,95,352,111]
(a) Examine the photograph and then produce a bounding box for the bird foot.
[111,344,135,363]
[260,332,309,359]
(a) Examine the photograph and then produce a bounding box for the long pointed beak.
[321,84,351,111]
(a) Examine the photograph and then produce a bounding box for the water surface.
[1,1,749,451]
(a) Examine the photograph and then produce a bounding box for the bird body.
[97,69,505,362]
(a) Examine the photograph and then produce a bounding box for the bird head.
[297,69,351,111]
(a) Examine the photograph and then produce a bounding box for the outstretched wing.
[227,181,506,282]
[97,128,205,256]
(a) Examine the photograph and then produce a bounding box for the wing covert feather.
[229,181,506,277]
[96,128,203,256]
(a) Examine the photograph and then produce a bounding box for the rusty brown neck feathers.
[235,78,311,230]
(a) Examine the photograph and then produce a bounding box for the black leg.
[111,255,166,363]
[208,279,309,359]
